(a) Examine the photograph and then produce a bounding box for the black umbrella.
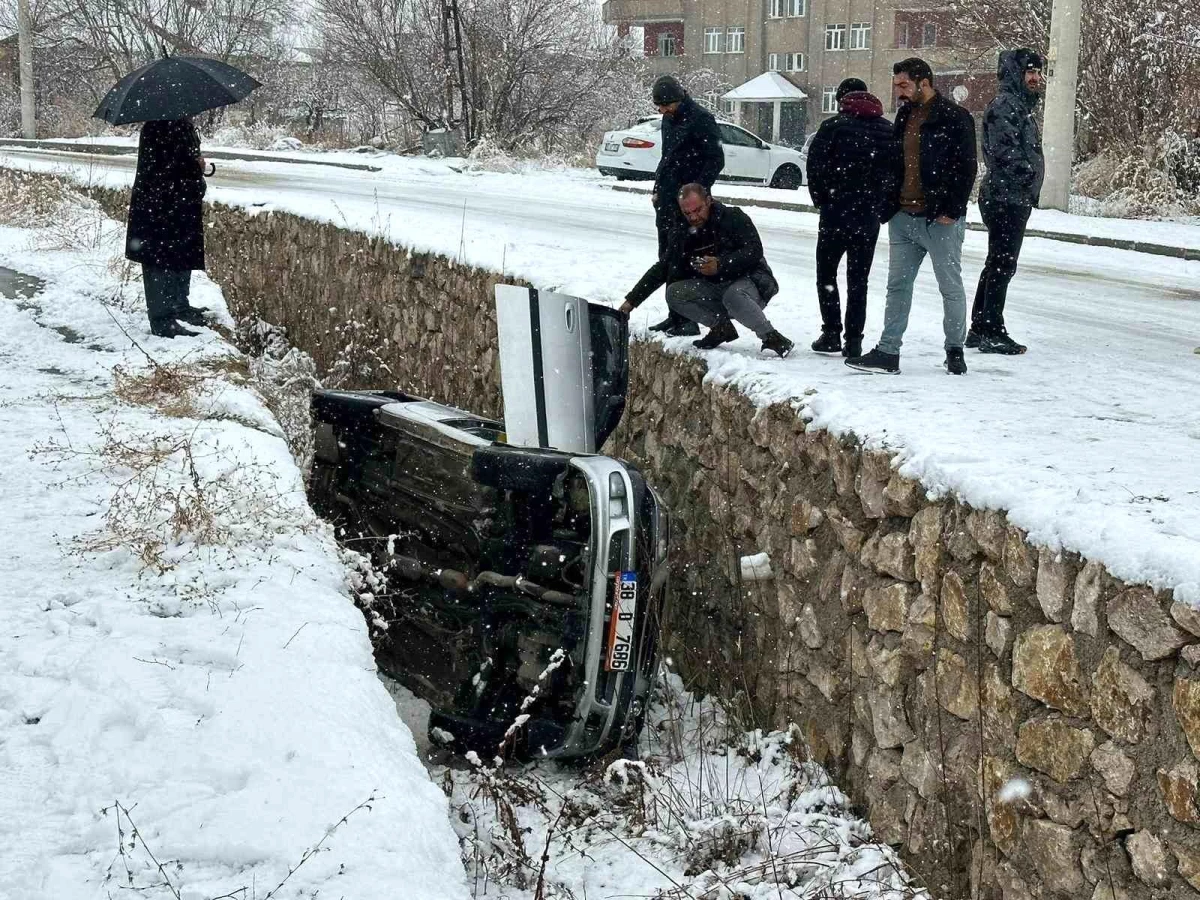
[94,54,262,126]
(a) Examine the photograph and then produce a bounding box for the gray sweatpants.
[666,277,774,339]
[878,211,967,354]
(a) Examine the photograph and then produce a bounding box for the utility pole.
[17,0,35,138]
[1040,0,1082,210]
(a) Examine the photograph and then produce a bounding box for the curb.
[0,139,385,173]
[611,184,1200,262]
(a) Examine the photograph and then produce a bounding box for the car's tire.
[770,165,802,190]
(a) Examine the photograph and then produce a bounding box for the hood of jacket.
[839,91,884,118]
[998,48,1043,108]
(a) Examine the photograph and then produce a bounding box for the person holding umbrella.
[94,52,260,338]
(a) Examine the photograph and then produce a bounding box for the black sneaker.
[762,330,795,358]
[979,330,1027,355]
[945,347,968,375]
[693,320,738,350]
[811,331,842,354]
[649,312,699,336]
[965,328,982,349]
[150,319,201,339]
[845,347,900,374]
[842,336,862,359]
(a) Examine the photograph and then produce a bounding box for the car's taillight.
[622,137,655,149]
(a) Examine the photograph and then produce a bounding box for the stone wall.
[90,190,1200,899]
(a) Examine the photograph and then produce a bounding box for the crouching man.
[619,184,794,358]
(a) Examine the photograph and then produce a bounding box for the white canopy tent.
[721,72,808,143]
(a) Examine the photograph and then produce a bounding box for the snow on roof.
[723,71,808,102]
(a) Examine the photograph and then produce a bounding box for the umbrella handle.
[204,162,216,177]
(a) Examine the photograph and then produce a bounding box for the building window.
[726,26,745,53]
[768,0,784,18]
[822,86,838,113]
[896,21,909,48]
[704,27,722,53]
[824,24,846,51]
[788,0,807,16]
[786,52,805,72]
[767,53,781,71]
[923,23,937,46]
[657,31,678,57]
[850,22,871,49]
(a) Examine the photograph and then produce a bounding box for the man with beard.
[966,48,1045,354]
[620,184,794,358]
[846,57,977,376]
[806,77,898,359]
[645,74,725,337]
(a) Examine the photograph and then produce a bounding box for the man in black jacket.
[127,118,212,338]
[806,77,898,359]
[621,184,794,358]
[967,48,1045,355]
[847,58,977,376]
[647,74,725,337]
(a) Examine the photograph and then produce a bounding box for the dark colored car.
[307,306,669,760]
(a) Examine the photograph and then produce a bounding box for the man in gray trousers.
[846,58,977,375]
[621,184,794,358]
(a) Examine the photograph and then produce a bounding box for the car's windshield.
[630,118,662,134]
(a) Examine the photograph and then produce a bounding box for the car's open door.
[495,285,628,454]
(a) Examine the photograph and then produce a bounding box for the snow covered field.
[2,147,1194,609]
[0,191,468,900]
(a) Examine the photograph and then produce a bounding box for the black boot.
[810,330,842,354]
[762,330,794,358]
[650,312,699,336]
[980,329,1027,355]
[944,347,968,375]
[842,335,862,359]
[845,347,900,374]
[176,306,212,327]
[693,320,738,350]
[150,319,201,339]
[965,328,982,349]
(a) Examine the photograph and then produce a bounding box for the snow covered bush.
[209,122,304,151]
[1074,132,1200,218]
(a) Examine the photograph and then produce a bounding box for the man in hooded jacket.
[967,48,1045,354]
[646,74,725,337]
[805,77,898,359]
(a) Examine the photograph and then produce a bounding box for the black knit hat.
[1010,48,1044,74]
[836,77,869,101]
[652,74,687,105]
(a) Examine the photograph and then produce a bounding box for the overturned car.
[307,287,669,759]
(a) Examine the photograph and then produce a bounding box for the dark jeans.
[816,216,880,341]
[655,197,684,259]
[971,200,1031,335]
[142,265,192,328]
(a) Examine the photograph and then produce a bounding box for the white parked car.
[596,115,806,189]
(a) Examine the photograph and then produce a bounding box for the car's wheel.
[770,165,802,190]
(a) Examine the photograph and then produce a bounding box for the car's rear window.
[630,119,662,134]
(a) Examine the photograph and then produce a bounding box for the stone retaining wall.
[89,190,1200,899]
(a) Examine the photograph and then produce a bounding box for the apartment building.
[603,0,994,145]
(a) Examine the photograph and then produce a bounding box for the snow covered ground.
[0,188,468,900]
[1,148,1198,612]
[385,674,927,900]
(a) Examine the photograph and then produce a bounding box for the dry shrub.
[237,318,321,470]
[1074,133,1200,219]
[0,168,72,228]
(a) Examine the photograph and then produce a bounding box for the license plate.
[604,141,620,152]
[605,571,637,671]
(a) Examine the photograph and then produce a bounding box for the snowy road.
[3,147,1199,602]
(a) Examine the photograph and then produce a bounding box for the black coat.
[126,119,207,270]
[805,91,898,228]
[625,201,777,307]
[979,51,1045,208]
[654,96,724,203]
[884,92,977,222]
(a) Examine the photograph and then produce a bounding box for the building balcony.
[602,0,687,25]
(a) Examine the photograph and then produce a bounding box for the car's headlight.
[609,473,627,519]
